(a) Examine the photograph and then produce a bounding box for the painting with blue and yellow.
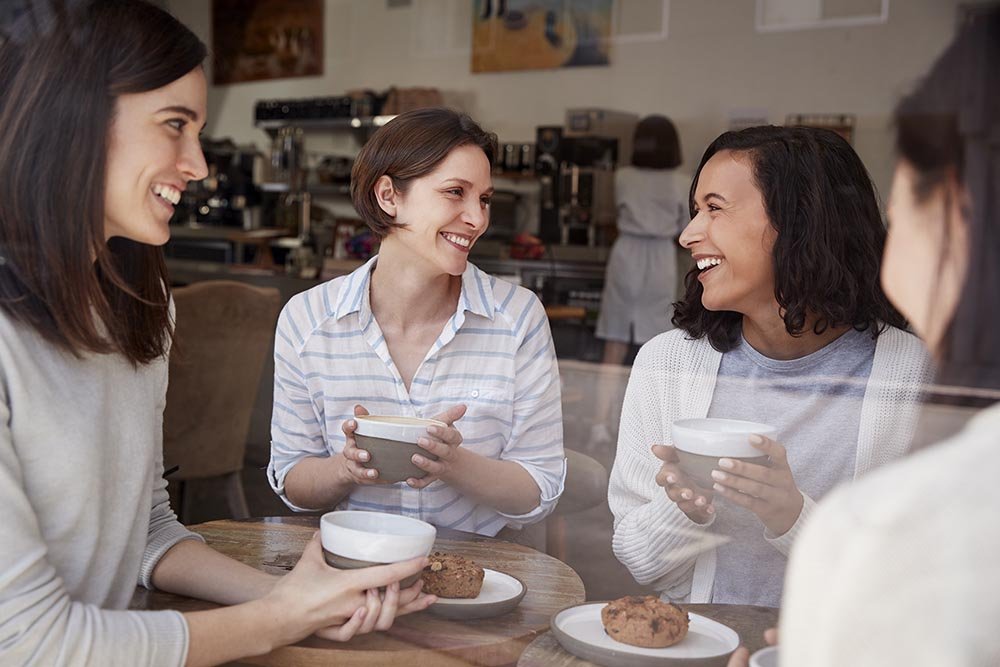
[472,0,612,73]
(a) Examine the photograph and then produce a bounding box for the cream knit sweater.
[608,326,932,603]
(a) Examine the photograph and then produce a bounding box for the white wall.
[168,0,963,195]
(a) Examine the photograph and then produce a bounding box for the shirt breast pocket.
[436,383,512,460]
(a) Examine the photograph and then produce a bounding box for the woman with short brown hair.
[269,108,567,538]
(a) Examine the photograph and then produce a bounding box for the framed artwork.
[472,0,612,73]
[786,113,856,144]
[212,0,323,85]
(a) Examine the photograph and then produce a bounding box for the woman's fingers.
[374,581,400,631]
[405,474,438,489]
[713,482,767,513]
[356,588,381,635]
[749,434,789,467]
[318,606,367,642]
[711,469,774,500]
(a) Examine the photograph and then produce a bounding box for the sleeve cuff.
[140,530,205,590]
[497,457,567,524]
[764,492,817,556]
[267,458,324,513]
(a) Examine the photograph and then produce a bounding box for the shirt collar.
[332,255,495,322]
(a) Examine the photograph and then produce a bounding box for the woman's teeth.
[442,232,471,248]
[697,257,724,270]
[152,184,181,205]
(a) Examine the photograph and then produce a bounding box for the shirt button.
[471,389,480,398]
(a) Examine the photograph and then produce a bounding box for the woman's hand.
[262,533,436,647]
[407,404,468,489]
[709,435,803,536]
[652,444,715,524]
[337,405,393,486]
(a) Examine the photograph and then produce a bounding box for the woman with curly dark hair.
[609,125,932,606]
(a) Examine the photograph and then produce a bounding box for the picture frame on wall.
[212,0,323,85]
[472,0,612,73]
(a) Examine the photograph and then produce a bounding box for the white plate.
[427,568,526,619]
[552,602,739,667]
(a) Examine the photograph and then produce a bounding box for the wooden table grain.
[516,603,779,666]
[130,517,585,667]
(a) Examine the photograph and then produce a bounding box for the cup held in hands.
[320,510,436,587]
[354,415,446,483]
[670,418,778,490]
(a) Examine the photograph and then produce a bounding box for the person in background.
[0,3,433,665]
[268,108,565,539]
[773,7,1000,666]
[589,115,689,446]
[609,126,932,607]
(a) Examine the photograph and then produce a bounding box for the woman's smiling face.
[680,149,777,317]
[103,67,208,246]
[377,144,493,276]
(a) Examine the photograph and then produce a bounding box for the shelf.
[254,115,397,133]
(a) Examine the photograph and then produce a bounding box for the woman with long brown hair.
[0,2,432,665]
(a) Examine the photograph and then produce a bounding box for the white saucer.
[427,568,526,620]
[552,602,739,666]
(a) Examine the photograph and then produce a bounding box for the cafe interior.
[6,0,995,665]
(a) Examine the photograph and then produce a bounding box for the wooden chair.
[163,280,281,523]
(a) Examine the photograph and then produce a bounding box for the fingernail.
[412,455,424,465]
[367,469,377,478]
[749,434,764,445]
[711,470,726,481]
[719,458,735,469]
[417,437,429,447]
[427,426,440,436]
[348,420,356,428]
[695,497,705,507]
[359,451,370,462]
[681,490,692,500]
[666,474,676,484]
[713,483,724,492]
[706,506,715,514]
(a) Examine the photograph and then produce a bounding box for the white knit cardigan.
[608,326,932,603]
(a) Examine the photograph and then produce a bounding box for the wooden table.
[517,603,779,666]
[131,517,585,666]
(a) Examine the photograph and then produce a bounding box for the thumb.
[354,404,371,417]
[433,404,467,426]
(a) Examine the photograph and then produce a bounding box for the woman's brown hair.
[0,0,206,365]
[350,108,498,238]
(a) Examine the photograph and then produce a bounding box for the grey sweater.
[0,307,200,666]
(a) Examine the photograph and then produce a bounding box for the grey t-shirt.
[706,327,876,607]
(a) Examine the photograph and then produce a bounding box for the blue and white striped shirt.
[267,256,566,536]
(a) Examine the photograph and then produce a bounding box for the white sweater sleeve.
[608,346,723,600]
[0,389,189,667]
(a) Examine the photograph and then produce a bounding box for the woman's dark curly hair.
[672,125,905,352]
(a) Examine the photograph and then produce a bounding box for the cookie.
[420,552,485,599]
[600,595,690,648]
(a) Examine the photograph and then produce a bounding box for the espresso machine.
[535,109,638,246]
[536,129,620,246]
[172,138,261,228]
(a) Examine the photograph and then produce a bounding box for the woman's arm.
[608,345,719,600]
[151,536,433,667]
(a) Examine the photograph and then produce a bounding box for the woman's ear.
[374,175,398,218]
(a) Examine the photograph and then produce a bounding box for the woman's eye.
[480,197,492,208]
[166,118,187,132]
[446,188,463,196]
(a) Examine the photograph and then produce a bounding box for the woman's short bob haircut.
[351,108,498,238]
[630,114,682,170]
[894,6,1000,397]
[0,0,206,365]
[672,125,905,352]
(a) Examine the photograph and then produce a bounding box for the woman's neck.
[369,239,461,330]
[742,306,851,360]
